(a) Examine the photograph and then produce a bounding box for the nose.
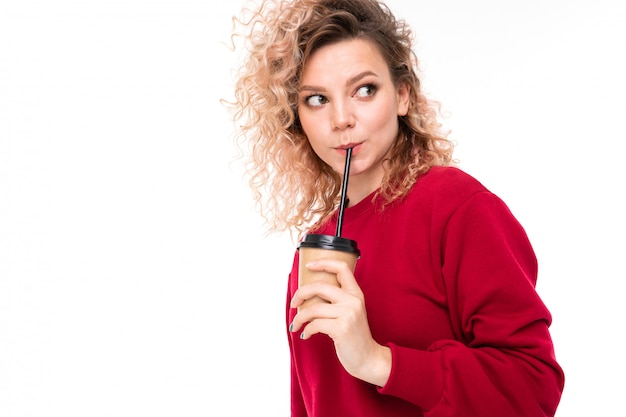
[331,99,355,130]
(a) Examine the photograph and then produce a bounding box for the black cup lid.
[297,233,360,256]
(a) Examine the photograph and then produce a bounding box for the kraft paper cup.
[297,234,360,310]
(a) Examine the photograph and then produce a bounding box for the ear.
[396,82,410,116]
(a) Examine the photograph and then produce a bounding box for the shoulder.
[420,165,485,189]
[395,165,522,229]
[409,166,523,230]
[409,165,490,205]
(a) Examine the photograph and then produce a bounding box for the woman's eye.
[355,84,377,98]
[305,94,328,107]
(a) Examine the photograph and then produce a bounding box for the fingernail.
[300,331,305,339]
[289,322,294,332]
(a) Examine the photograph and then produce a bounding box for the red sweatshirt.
[286,166,564,417]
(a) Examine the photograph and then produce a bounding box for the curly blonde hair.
[227,0,454,236]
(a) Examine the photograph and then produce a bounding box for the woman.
[229,0,565,415]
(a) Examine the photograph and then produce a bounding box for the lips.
[336,142,362,156]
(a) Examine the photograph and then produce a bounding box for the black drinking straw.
[335,147,352,237]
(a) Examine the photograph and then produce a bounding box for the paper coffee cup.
[297,234,360,310]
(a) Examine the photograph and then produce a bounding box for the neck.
[346,179,381,207]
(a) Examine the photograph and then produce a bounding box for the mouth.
[336,142,362,156]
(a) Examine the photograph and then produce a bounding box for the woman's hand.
[290,258,392,387]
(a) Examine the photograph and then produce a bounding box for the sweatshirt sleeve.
[286,264,308,417]
[378,191,565,416]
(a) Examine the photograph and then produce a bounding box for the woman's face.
[298,38,410,200]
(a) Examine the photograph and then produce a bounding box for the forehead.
[300,38,390,83]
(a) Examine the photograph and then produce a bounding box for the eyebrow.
[299,70,378,92]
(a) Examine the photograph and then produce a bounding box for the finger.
[298,318,335,340]
[289,296,338,332]
[290,280,340,309]
[306,259,360,293]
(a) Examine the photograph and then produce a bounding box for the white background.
[1,0,624,416]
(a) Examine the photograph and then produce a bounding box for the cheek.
[368,100,399,133]
[299,116,313,136]
[299,112,324,143]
